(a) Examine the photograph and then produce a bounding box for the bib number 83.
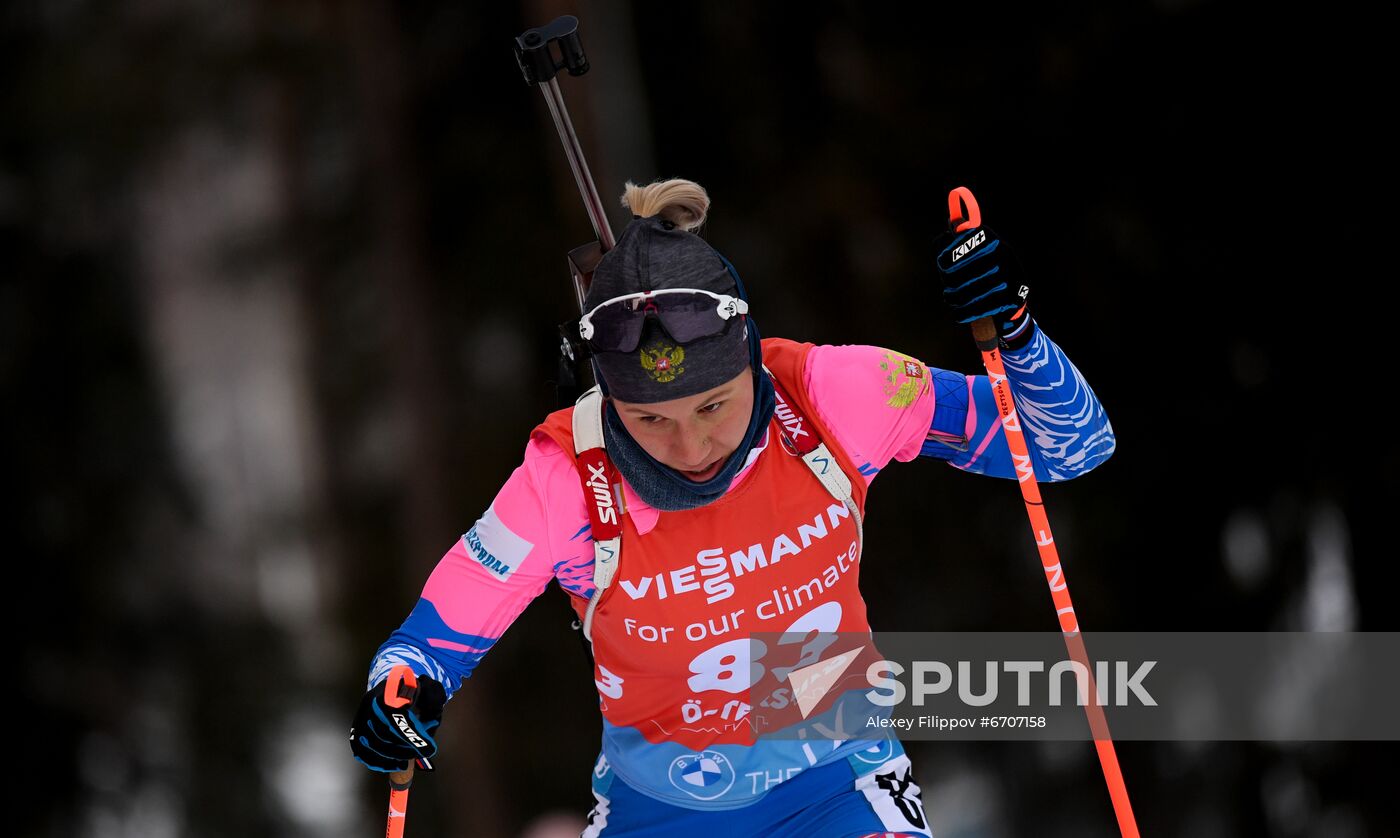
[686,602,843,694]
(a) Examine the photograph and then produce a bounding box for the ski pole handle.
[382,665,436,771]
[947,186,982,233]
[945,187,1002,346]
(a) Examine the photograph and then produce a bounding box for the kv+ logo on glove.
[934,224,1034,351]
[349,674,446,773]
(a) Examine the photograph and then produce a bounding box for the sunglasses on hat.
[578,288,749,354]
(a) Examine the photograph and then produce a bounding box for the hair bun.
[620,178,710,232]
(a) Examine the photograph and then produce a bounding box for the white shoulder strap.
[572,386,621,642]
[572,385,606,450]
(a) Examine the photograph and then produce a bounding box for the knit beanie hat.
[583,215,750,404]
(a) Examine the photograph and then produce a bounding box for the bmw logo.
[667,750,736,801]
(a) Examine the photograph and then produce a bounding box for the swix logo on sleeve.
[460,504,533,582]
[391,713,429,749]
[951,229,986,263]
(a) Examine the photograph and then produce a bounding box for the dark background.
[7,1,1389,836]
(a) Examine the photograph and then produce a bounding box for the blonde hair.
[621,178,710,232]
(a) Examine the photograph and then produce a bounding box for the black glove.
[934,224,1034,352]
[349,673,446,773]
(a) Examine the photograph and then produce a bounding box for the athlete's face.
[612,368,756,482]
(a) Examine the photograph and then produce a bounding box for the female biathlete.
[350,178,1116,837]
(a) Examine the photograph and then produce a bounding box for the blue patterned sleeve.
[919,321,1116,480]
[366,602,484,701]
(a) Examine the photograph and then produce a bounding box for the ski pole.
[386,764,413,838]
[382,665,434,838]
[948,186,1140,838]
[514,15,615,407]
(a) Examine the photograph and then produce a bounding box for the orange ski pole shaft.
[382,665,432,838]
[948,187,1140,838]
[386,763,413,838]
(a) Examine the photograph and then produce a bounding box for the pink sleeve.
[369,434,594,694]
[802,344,938,485]
[417,434,594,646]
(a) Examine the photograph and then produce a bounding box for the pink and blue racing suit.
[364,321,1114,835]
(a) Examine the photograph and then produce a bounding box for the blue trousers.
[581,744,932,838]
